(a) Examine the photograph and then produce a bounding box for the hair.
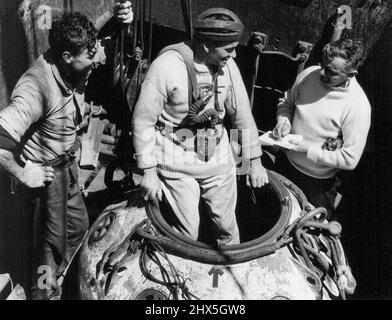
[322,38,364,71]
[49,12,98,58]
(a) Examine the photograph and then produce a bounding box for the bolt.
[328,221,342,236]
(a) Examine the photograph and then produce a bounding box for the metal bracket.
[249,31,268,54]
[248,32,268,108]
[292,41,313,73]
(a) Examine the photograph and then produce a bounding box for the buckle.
[196,128,222,162]
[158,124,224,161]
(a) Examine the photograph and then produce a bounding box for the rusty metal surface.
[0,0,388,107]
[78,190,330,300]
[79,200,149,300]
[14,0,392,61]
[1,0,27,107]
[104,248,319,300]
[146,0,392,57]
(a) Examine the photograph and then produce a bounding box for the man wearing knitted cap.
[132,8,268,245]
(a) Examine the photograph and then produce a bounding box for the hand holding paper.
[259,131,303,150]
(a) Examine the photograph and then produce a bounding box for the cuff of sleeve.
[276,104,294,121]
[134,154,157,170]
[242,143,262,160]
[0,124,18,152]
[307,145,321,163]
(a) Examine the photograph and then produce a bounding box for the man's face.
[205,41,239,68]
[319,56,352,87]
[68,40,98,79]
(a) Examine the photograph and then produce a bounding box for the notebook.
[259,131,303,150]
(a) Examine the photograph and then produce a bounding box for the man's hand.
[23,160,54,188]
[246,158,269,188]
[272,116,291,140]
[289,139,310,153]
[113,1,134,24]
[140,167,163,202]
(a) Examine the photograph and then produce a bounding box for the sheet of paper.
[259,131,303,150]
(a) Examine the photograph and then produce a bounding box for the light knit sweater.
[131,47,261,178]
[277,65,371,179]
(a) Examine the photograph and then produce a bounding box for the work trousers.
[275,154,341,219]
[16,160,89,300]
[160,169,240,245]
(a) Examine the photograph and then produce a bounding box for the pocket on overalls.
[195,128,220,162]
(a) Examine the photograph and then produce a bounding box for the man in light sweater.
[132,8,268,245]
[273,38,371,218]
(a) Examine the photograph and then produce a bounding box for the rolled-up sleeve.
[0,79,45,143]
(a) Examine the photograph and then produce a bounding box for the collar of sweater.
[194,61,212,73]
[193,60,224,75]
[316,66,356,93]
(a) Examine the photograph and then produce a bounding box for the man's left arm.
[292,100,371,170]
[113,1,134,24]
[91,1,134,66]
[225,59,269,187]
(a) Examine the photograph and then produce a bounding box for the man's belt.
[43,153,75,168]
[156,124,225,162]
[43,137,81,168]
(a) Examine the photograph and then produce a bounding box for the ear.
[347,69,358,78]
[202,43,211,54]
[62,51,73,64]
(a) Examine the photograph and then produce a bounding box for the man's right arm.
[131,78,165,201]
[0,80,54,188]
[0,147,54,188]
[273,84,297,139]
[131,56,169,201]
[0,126,54,188]
[0,126,25,184]
[273,67,316,139]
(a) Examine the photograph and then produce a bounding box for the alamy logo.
[37,265,54,289]
[36,5,111,30]
[336,5,353,30]
[35,4,353,31]
[37,5,52,30]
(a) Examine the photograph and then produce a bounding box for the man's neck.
[193,41,207,66]
[55,61,76,91]
[335,78,352,89]
[321,77,352,91]
[56,59,89,92]
[193,42,220,75]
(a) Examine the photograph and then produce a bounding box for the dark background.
[1,0,392,299]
